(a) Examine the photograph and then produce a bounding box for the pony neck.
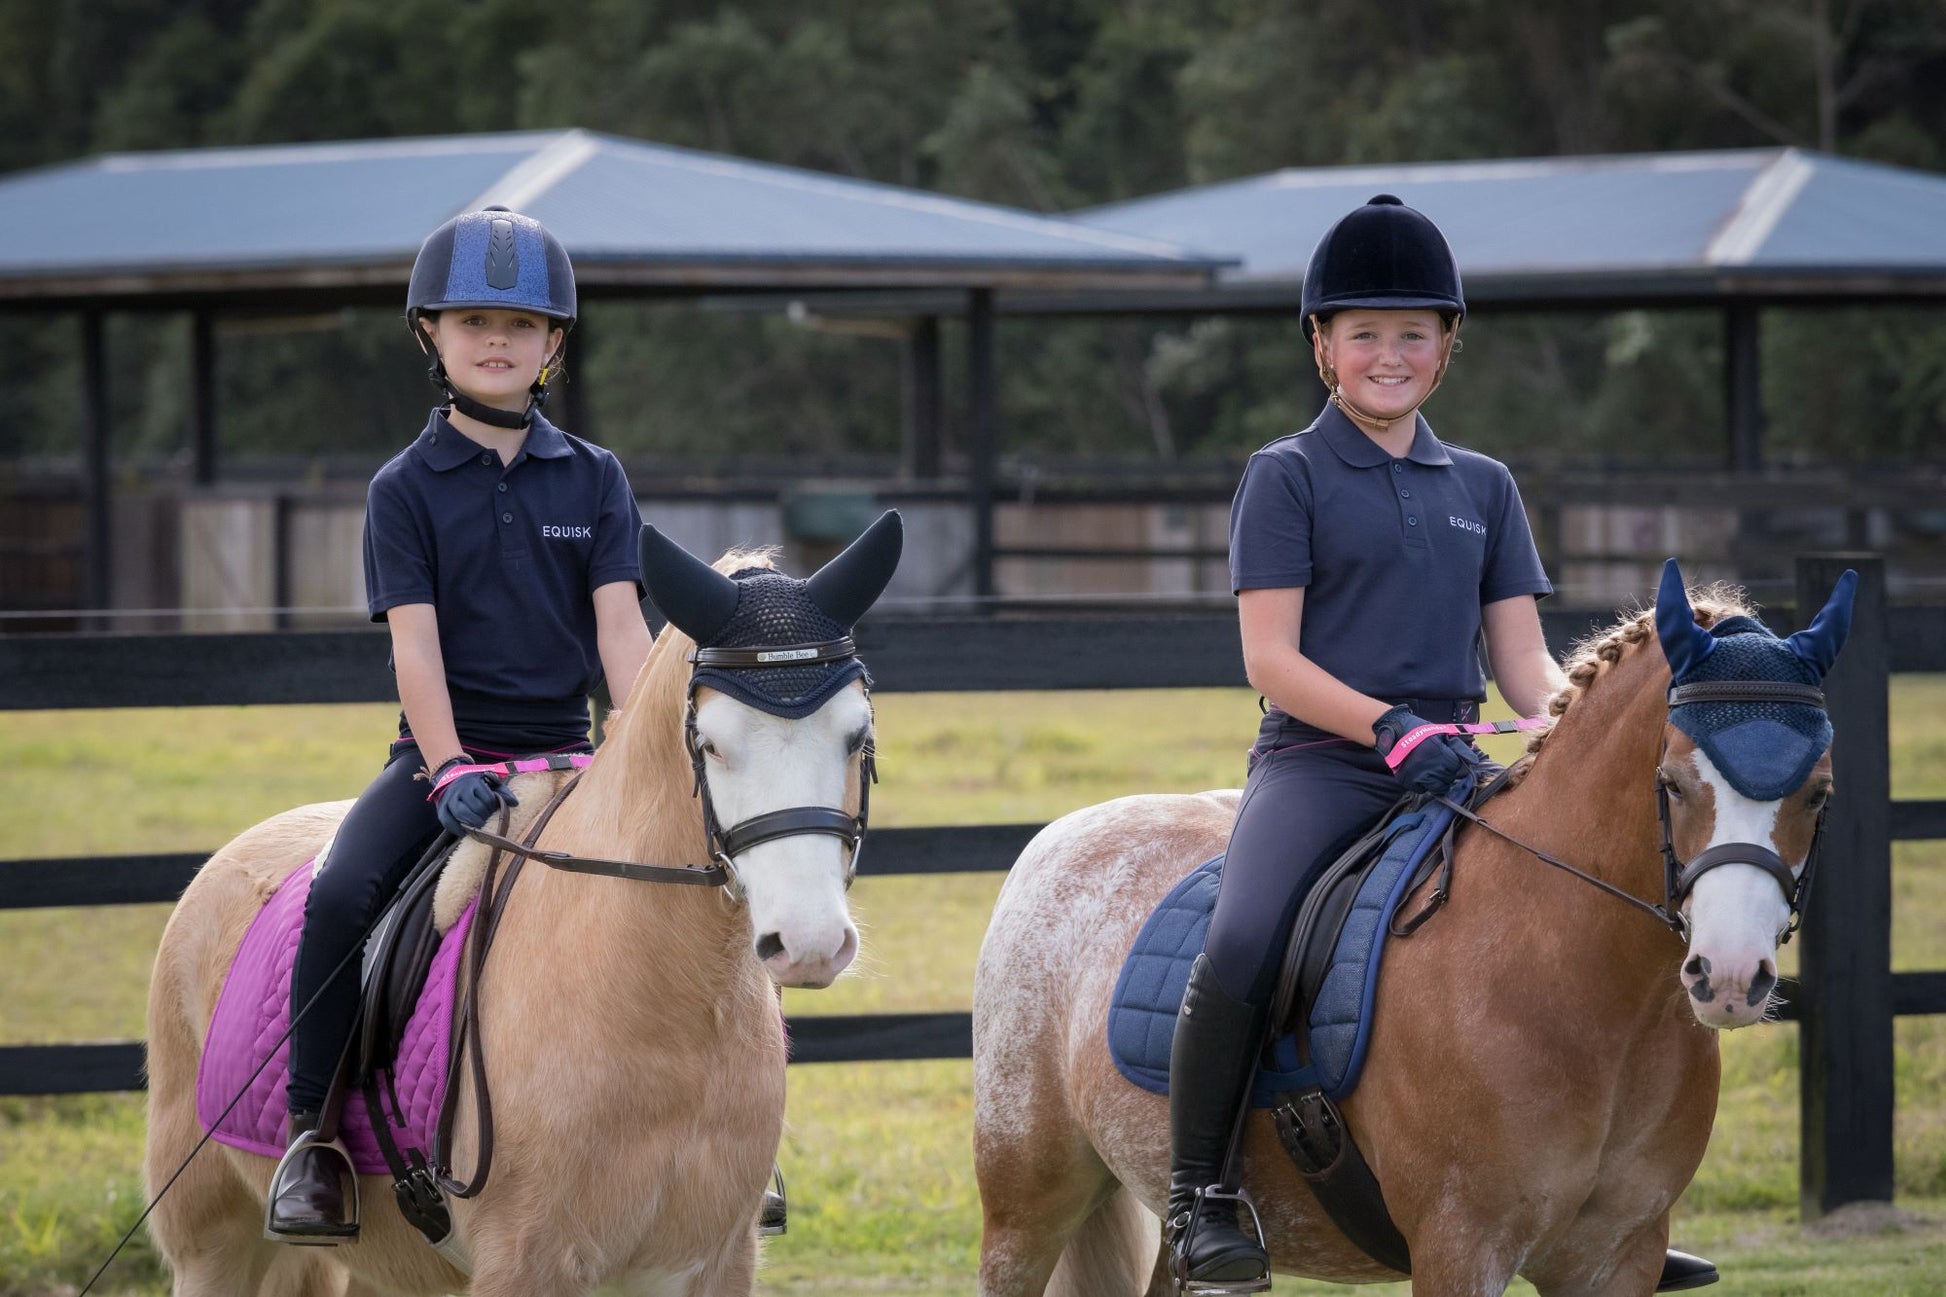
[532,630,751,972]
[1499,633,1675,947]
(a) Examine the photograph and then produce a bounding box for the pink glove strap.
[1381,718,1549,771]
[428,752,596,799]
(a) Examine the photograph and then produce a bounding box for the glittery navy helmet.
[1655,559,1857,801]
[640,512,904,719]
[406,206,576,429]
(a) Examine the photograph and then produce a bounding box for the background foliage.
[4,0,1946,470]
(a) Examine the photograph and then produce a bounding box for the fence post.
[1795,552,1894,1219]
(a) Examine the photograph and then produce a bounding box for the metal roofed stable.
[0,128,1226,306]
[1070,148,1946,309]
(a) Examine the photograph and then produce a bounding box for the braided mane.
[1525,582,1759,755]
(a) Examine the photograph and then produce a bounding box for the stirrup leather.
[264,1128,361,1244]
[1169,1185,1271,1296]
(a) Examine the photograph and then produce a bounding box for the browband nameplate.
[690,637,857,669]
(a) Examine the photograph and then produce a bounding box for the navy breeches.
[287,743,444,1113]
[287,735,585,1114]
[1204,702,1482,1006]
[1202,729,1401,1007]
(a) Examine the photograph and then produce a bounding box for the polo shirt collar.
[1317,403,1453,468]
[411,407,573,472]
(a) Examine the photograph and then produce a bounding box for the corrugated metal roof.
[0,129,1227,303]
[1073,149,1946,306]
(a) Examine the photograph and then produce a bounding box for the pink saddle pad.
[195,861,477,1175]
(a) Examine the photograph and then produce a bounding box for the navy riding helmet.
[406,206,577,428]
[1299,194,1464,340]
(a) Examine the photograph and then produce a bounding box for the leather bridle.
[1654,679,1828,944]
[1430,679,1830,944]
[461,635,876,901]
[685,636,876,899]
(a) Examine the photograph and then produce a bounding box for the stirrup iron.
[757,1163,788,1236]
[1171,1185,1271,1296]
[264,1129,361,1245]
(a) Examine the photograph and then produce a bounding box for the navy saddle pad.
[1106,798,1457,1106]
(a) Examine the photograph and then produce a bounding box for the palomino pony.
[973,561,1854,1297]
[144,512,901,1296]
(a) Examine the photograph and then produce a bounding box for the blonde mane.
[1525,582,1760,755]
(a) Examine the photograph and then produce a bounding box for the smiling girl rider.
[1161,195,1719,1294]
[265,207,652,1242]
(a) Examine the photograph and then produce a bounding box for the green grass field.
[3,683,1944,1295]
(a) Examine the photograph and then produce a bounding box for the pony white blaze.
[1677,748,1793,1028]
[695,686,869,988]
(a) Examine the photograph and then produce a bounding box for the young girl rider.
[1162,195,1718,1294]
[267,207,651,1240]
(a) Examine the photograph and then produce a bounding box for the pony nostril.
[755,932,785,961]
[1684,955,1710,978]
[1747,960,1778,1007]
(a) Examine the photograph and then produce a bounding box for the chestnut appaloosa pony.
[144,513,902,1296]
[973,561,1855,1296]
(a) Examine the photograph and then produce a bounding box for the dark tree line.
[5,0,1946,471]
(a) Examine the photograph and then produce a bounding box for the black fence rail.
[2,555,1940,1217]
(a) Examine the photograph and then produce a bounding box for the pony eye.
[1657,768,1685,800]
[845,728,870,755]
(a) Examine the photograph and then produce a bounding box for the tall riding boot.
[1164,955,1271,1294]
[265,1109,359,1243]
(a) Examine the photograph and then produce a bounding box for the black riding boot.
[265,1109,359,1243]
[1658,1248,1718,1291]
[1164,955,1271,1294]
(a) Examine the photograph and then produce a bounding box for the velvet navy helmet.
[1299,194,1464,340]
[406,207,576,429]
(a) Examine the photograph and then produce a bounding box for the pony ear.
[1785,568,1858,678]
[639,525,741,645]
[1655,557,1716,678]
[805,510,904,629]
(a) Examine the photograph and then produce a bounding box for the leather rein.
[1416,679,1829,944]
[428,634,875,1205]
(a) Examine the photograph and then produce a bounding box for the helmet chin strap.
[1311,317,1459,435]
[409,316,556,430]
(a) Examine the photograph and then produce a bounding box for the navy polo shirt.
[1228,404,1552,703]
[364,409,642,733]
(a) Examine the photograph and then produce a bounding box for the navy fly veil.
[639,512,903,721]
[1654,559,1856,802]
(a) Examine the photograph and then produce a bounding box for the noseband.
[686,636,876,900]
[1656,679,1829,943]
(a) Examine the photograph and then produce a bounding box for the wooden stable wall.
[1,556,1942,1220]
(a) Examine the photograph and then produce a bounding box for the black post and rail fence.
[1,555,1940,1220]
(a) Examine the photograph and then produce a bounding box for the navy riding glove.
[431,762,518,836]
[1372,704,1481,795]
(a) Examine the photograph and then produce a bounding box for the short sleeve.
[1479,469,1553,603]
[362,471,435,621]
[1228,452,1313,593]
[587,453,644,595]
